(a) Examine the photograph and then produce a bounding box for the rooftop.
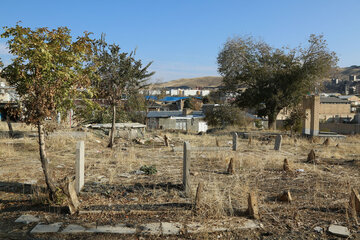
[320,96,350,104]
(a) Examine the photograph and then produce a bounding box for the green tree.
[93,38,154,148]
[1,24,95,200]
[217,35,337,129]
[204,105,248,127]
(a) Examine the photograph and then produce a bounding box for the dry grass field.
[0,122,360,239]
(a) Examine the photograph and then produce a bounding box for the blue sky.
[0,0,359,82]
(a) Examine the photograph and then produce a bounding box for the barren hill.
[337,65,360,79]
[156,66,360,89]
[156,76,223,88]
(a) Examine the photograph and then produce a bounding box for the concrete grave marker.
[183,141,191,197]
[247,192,259,220]
[194,182,204,214]
[30,222,62,233]
[62,224,86,233]
[227,158,235,175]
[274,135,282,150]
[232,132,238,151]
[15,215,40,224]
[76,141,84,194]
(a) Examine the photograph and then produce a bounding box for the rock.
[328,224,350,238]
[15,215,40,224]
[118,173,131,178]
[133,138,145,145]
[30,222,62,233]
[314,226,323,233]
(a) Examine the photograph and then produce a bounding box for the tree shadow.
[0,181,46,194]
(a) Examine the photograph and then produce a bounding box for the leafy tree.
[0,24,95,200]
[283,106,304,134]
[204,105,249,127]
[93,38,154,148]
[217,34,338,129]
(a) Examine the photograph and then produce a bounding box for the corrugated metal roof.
[320,96,350,104]
[159,96,188,102]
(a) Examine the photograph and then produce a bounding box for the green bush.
[140,165,157,175]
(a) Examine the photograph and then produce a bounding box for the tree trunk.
[108,104,116,148]
[6,115,13,137]
[268,112,278,130]
[38,122,57,200]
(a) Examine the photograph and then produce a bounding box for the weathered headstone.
[227,158,235,175]
[350,188,360,223]
[277,190,292,203]
[274,135,282,150]
[164,135,169,147]
[56,112,61,124]
[76,141,84,194]
[194,182,204,214]
[247,192,260,220]
[283,158,291,172]
[183,142,191,197]
[64,176,80,215]
[232,132,238,151]
[350,188,360,213]
[323,138,330,146]
[307,149,316,163]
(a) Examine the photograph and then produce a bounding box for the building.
[165,88,210,97]
[146,109,208,133]
[319,96,354,121]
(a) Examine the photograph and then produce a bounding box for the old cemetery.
[0,122,360,239]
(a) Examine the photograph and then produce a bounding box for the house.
[319,96,354,121]
[146,108,208,133]
[338,95,360,112]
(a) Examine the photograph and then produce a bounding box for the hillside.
[156,76,223,88]
[156,66,360,89]
[336,65,360,79]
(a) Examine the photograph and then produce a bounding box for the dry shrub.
[31,185,48,205]
[195,176,250,219]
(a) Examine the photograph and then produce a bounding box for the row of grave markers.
[74,134,283,194]
[73,134,360,221]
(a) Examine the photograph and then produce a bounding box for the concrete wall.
[319,103,352,120]
[148,117,205,132]
[320,122,360,134]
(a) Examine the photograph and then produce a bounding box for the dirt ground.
[0,123,360,239]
